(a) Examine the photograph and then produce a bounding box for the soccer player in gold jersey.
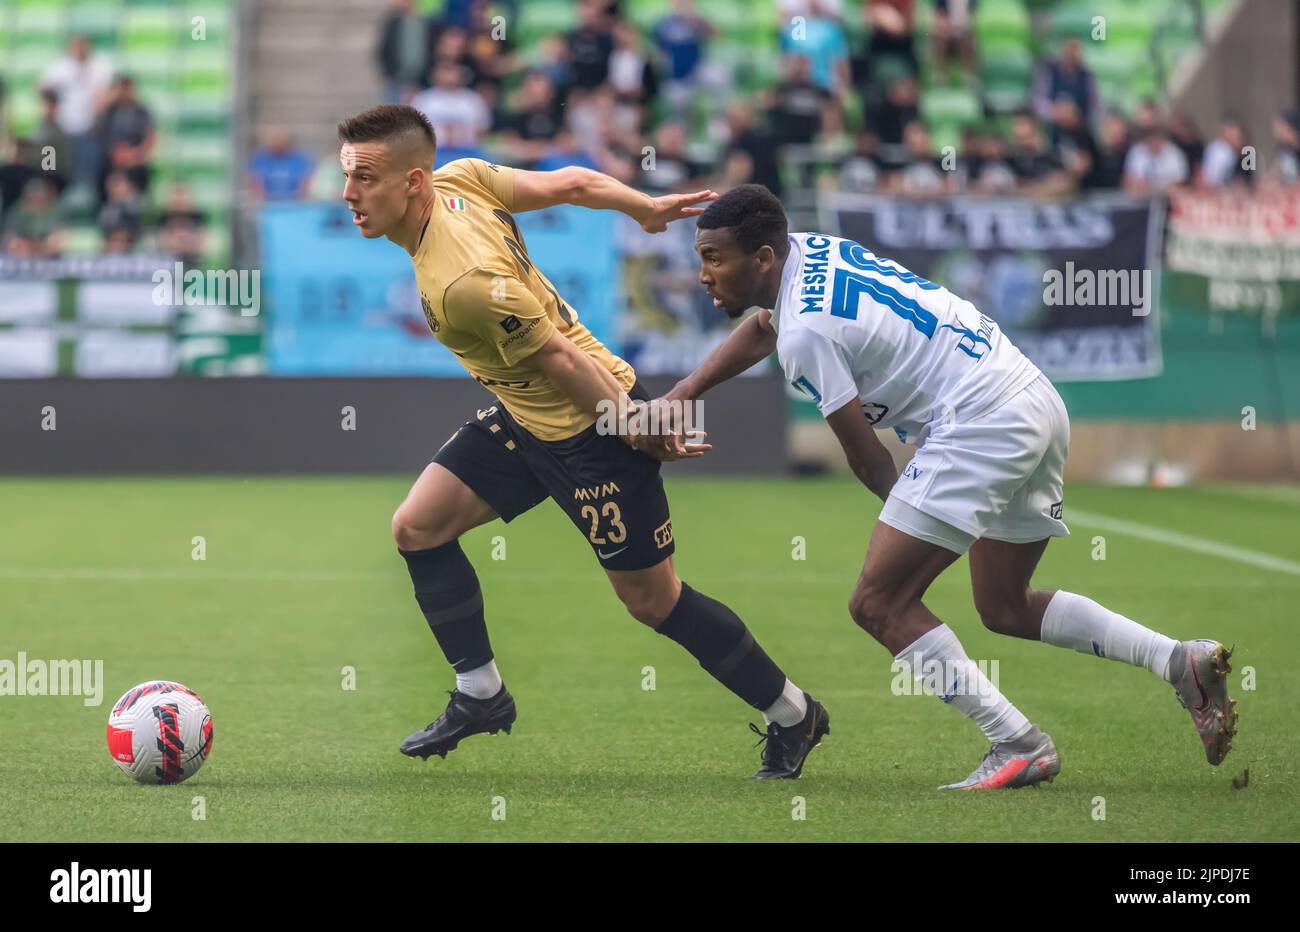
[337,105,828,778]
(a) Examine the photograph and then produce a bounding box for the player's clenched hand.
[640,190,719,234]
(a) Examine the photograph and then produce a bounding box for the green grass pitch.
[1,476,1297,841]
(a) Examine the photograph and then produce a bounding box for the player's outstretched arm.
[513,166,717,233]
[825,399,899,503]
[663,310,777,405]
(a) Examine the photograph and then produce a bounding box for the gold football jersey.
[410,158,635,440]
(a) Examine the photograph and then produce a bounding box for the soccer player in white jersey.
[662,185,1239,789]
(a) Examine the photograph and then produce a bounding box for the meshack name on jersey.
[773,232,1041,444]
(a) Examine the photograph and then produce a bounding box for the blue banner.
[261,202,619,376]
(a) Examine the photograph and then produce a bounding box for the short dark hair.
[337,104,437,163]
[695,184,788,255]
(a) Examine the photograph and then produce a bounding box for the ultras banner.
[823,194,1164,381]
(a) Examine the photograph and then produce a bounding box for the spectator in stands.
[930,0,977,79]
[39,35,112,192]
[411,61,492,150]
[893,121,952,196]
[1087,111,1130,190]
[0,140,46,219]
[608,20,658,134]
[248,128,316,202]
[965,129,1018,193]
[723,101,784,198]
[1167,110,1205,182]
[436,0,518,31]
[1201,115,1250,189]
[464,0,519,103]
[1271,110,1300,187]
[533,35,575,104]
[869,74,920,147]
[861,0,919,83]
[639,122,708,195]
[157,183,207,266]
[98,171,144,252]
[376,0,433,103]
[1008,109,1069,193]
[653,0,715,115]
[767,55,832,147]
[778,0,851,95]
[1033,39,1098,128]
[1132,98,1161,132]
[31,89,72,190]
[567,0,616,91]
[495,71,564,163]
[430,27,481,90]
[839,130,887,193]
[2,178,65,258]
[95,76,155,205]
[1123,123,1189,195]
[533,129,601,172]
[1048,97,1099,192]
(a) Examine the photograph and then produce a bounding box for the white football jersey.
[771,232,1041,443]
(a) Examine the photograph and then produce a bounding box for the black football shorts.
[432,383,675,571]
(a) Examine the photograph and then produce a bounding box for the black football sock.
[655,582,787,711]
[399,541,494,674]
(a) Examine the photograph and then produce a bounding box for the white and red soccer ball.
[107,681,214,785]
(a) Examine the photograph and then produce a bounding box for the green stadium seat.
[13,5,67,46]
[6,45,54,83]
[63,223,102,257]
[174,131,229,171]
[182,5,231,47]
[920,86,981,126]
[121,8,180,52]
[975,0,1031,47]
[628,0,671,31]
[69,1,119,45]
[1097,0,1154,48]
[1083,43,1140,84]
[521,0,577,37]
[701,0,747,36]
[1048,2,1098,43]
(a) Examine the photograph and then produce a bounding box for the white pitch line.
[1067,508,1300,578]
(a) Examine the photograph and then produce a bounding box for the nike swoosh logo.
[598,547,628,559]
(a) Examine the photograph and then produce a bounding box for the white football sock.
[456,659,502,699]
[762,678,808,727]
[894,624,1031,745]
[1040,590,1178,680]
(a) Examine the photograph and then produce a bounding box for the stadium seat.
[519,0,577,46]
[1048,2,1098,43]
[120,7,179,54]
[69,1,119,47]
[920,86,981,126]
[627,0,670,31]
[975,0,1031,47]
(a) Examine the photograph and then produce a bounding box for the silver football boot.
[1167,639,1239,766]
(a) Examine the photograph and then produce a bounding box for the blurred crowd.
[5,0,1298,262]
[0,34,206,260]
[369,0,1300,201]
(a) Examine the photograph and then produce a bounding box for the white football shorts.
[879,373,1071,554]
